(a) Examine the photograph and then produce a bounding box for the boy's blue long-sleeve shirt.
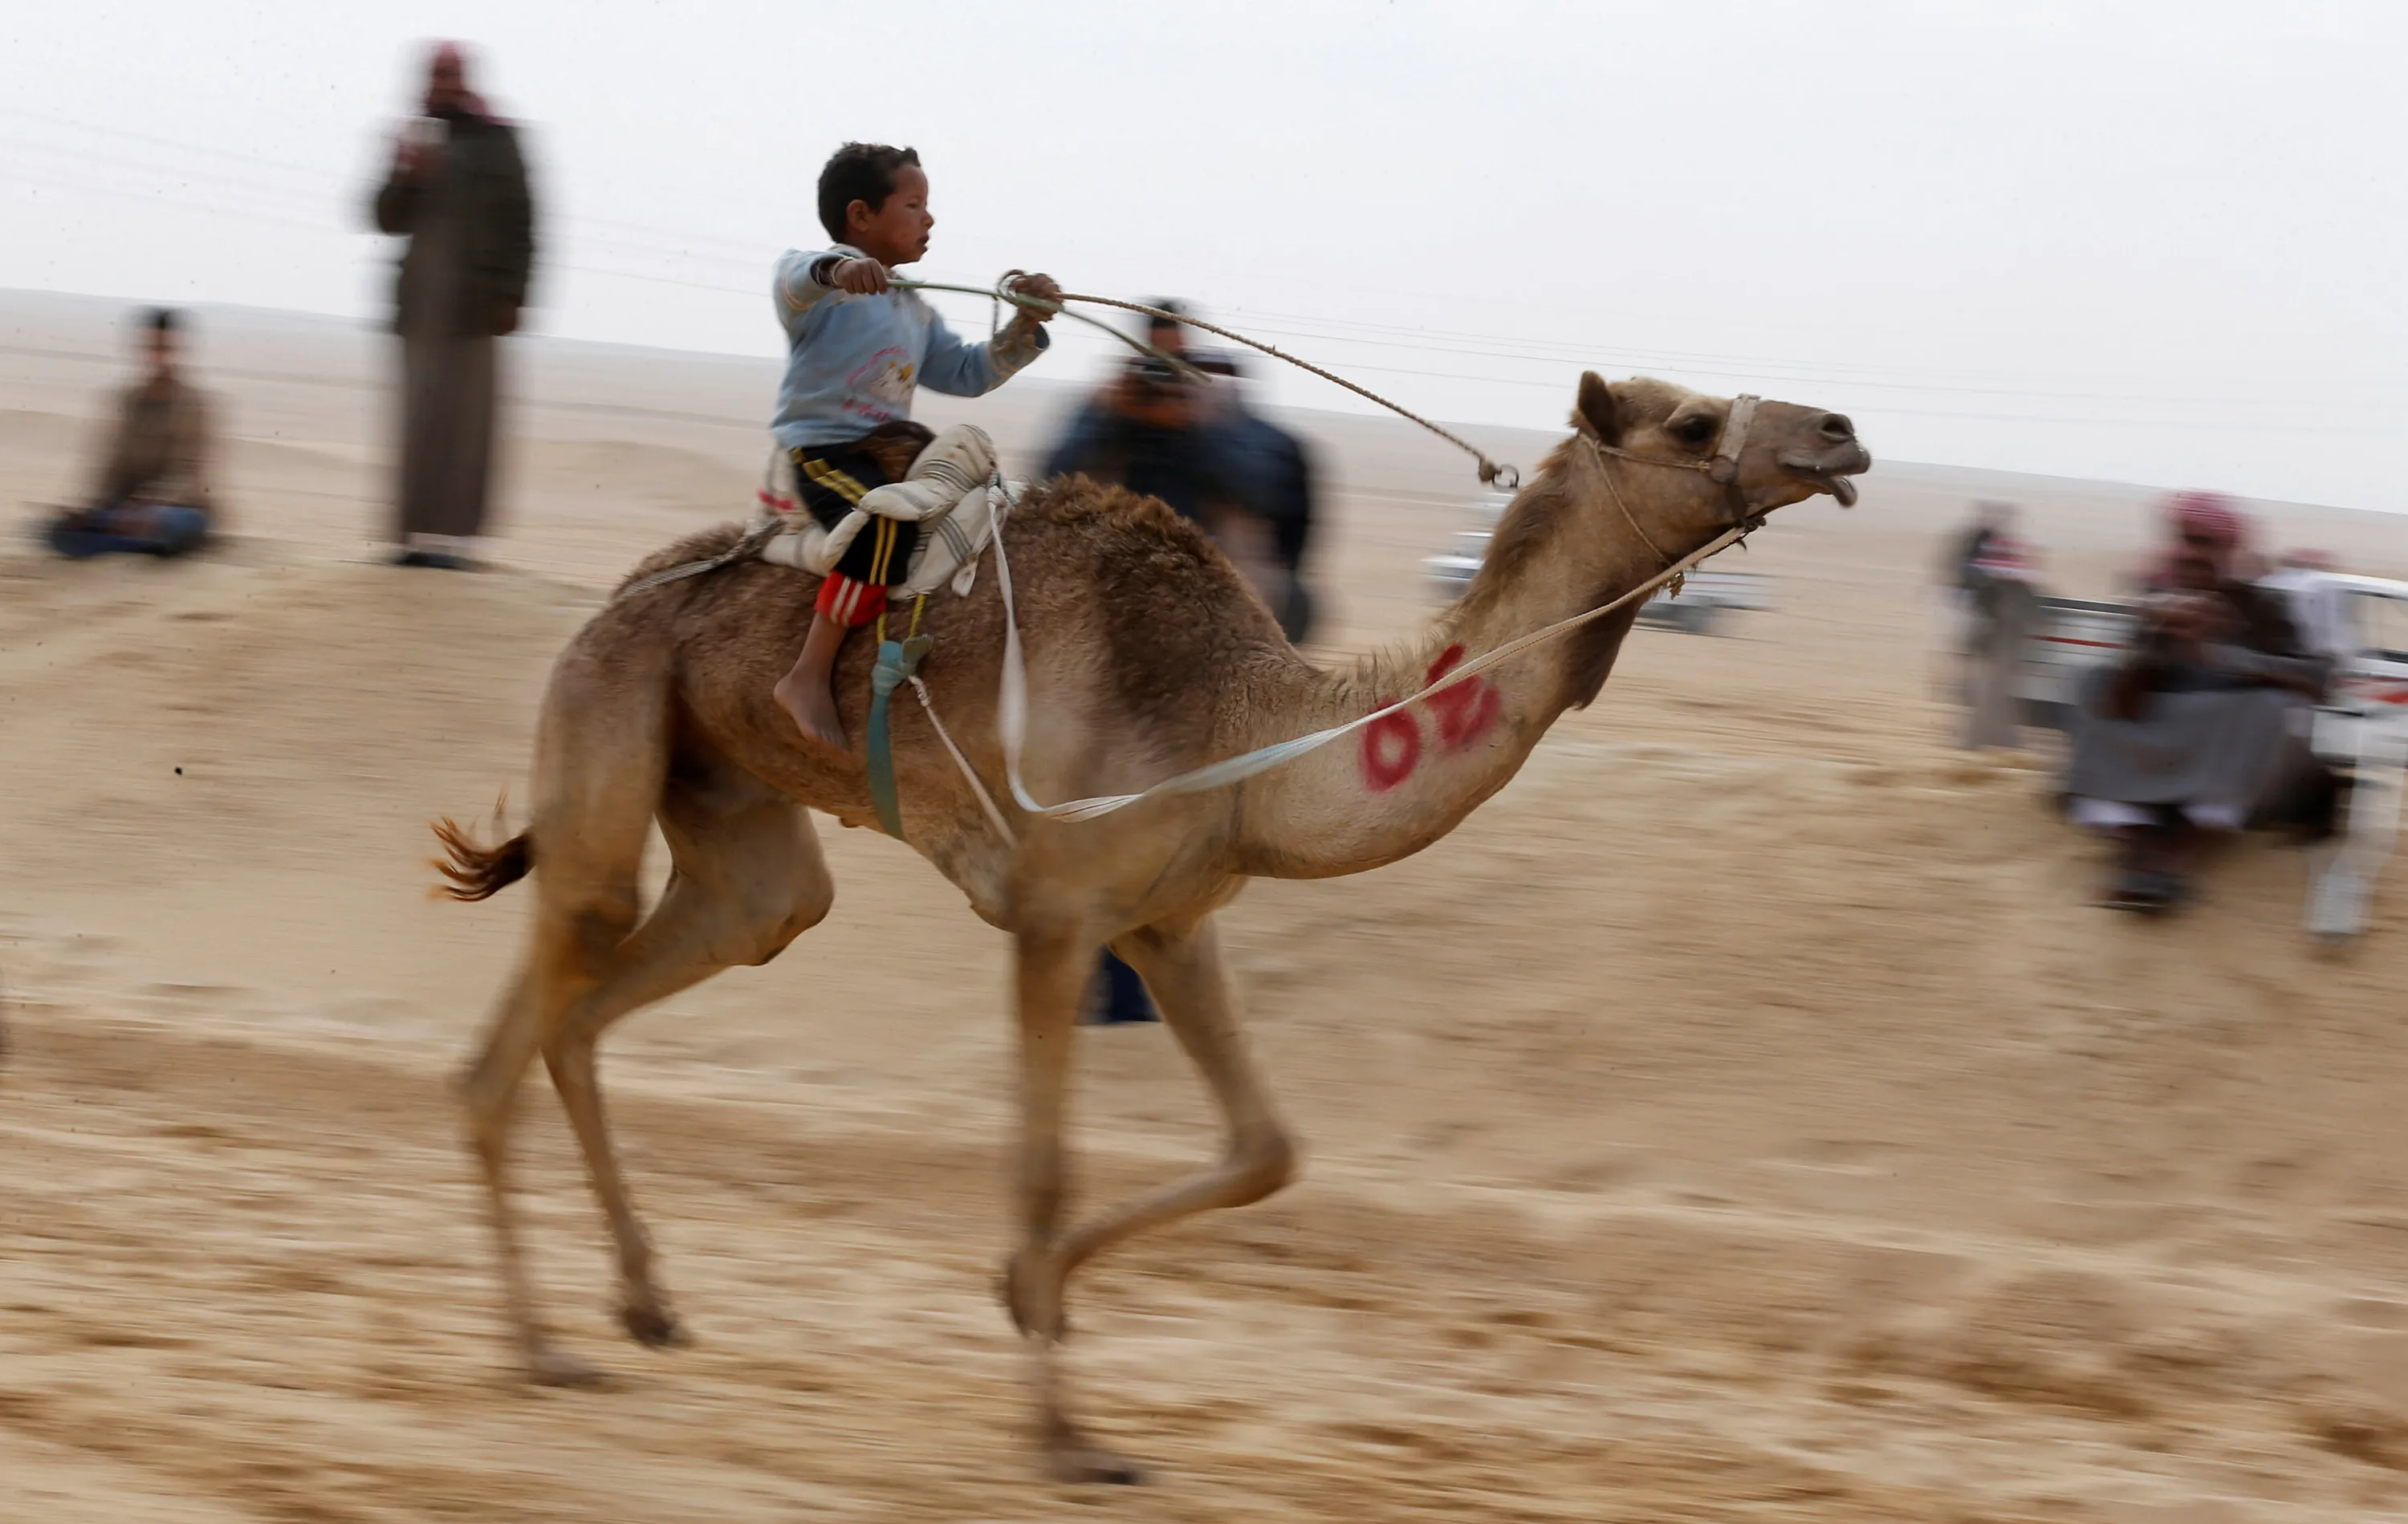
[769,244,1047,451]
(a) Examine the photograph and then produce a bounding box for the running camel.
[433,373,1871,1483]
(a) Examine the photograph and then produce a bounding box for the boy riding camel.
[767,141,1060,746]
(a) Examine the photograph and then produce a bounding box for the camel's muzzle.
[1777,449,1872,507]
[1584,398,1870,520]
[1777,416,1872,507]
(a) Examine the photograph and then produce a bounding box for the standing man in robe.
[369,40,535,570]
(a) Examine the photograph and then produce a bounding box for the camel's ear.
[1575,372,1624,445]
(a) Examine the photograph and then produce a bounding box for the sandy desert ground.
[6,292,2408,1521]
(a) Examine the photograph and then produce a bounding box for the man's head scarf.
[2154,490,2251,587]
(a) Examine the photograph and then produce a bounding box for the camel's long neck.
[1233,478,1667,879]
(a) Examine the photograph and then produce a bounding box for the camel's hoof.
[527,1349,608,1388]
[1046,1443,1148,1486]
[620,1303,689,1350]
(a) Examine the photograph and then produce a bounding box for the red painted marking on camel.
[1357,644,1506,790]
[1422,644,1504,752]
[1360,709,1422,791]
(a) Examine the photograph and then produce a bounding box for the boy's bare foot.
[772,672,848,750]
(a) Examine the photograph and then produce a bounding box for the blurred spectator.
[1194,350,1322,644]
[44,307,216,560]
[2064,492,2333,912]
[1942,500,2014,593]
[1047,303,1286,1026]
[1090,952,1156,1029]
[1959,530,2044,750]
[1934,501,2015,705]
[369,40,535,571]
[1046,302,1240,524]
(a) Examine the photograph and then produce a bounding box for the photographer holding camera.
[1044,302,1285,1023]
[1193,348,1319,644]
[1048,305,1298,632]
[1045,301,1245,527]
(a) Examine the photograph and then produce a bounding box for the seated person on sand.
[2064,492,2333,913]
[48,307,218,559]
[47,307,218,560]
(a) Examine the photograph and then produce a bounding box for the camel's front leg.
[1003,924,1145,1485]
[1004,913,1297,1485]
[1059,914,1296,1280]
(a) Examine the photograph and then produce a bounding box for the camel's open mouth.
[1779,449,1870,508]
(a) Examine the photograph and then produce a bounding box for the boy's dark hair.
[144,307,180,335]
[817,143,921,243]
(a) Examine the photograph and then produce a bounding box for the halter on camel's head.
[1560,372,1870,570]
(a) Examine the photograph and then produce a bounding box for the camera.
[1126,353,1186,397]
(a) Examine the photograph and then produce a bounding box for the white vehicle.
[1424,492,1773,635]
[2016,575,2408,941]
[2015,597,2140,733]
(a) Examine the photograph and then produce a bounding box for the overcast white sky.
[2,2,2401,508]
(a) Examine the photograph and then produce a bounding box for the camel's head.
[1572,373,1871,533]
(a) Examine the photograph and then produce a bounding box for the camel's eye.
[1673,413,1718,447]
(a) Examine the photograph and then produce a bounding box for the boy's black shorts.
[790,422,928,588]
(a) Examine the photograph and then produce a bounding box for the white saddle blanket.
[755,427,1011,599]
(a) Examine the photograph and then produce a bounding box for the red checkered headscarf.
[2165,490,2248,551]
[2148,490,2250,589]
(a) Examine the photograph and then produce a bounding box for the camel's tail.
[429,811,534,902]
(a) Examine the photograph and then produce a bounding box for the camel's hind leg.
[461,738,832,1385]
[461,946,599,1384]
[458,637,671,1384]
[542,772,833,1351]
[458,820,656,1385]
[1003,911,1295,1483]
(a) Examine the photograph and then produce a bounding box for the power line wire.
[6,108,2399,440]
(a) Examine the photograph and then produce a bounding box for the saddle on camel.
[431,365,1869,1481]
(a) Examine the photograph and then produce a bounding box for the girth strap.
[866,631,935,839]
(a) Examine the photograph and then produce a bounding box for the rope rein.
[908,669,1019,847]
[962,442,1761,827]
[894,278,1520,489]
[607,274,1780,839]
[1590,436,1675,575]
[615,274,1531,605]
